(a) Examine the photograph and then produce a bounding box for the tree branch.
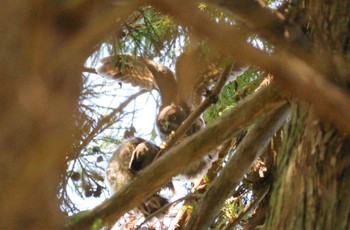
[66,84,285,229]
[224,185,270,230]
[55,1,141,69]
[156,63,233,157]
[67,90,147,161]
[147,0,350,134]
[185,103,290,229]
[168,139,234,230]
[82,67,98,75]
[205,0,308,49]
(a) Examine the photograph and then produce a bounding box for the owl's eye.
[170,115,177,121]
[160,120,165,125]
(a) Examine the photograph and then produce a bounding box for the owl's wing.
[129,140,159,172]
[175,48,222,108]
[175,48,248,109]
[106,138,172,216]
[96,54,177,105]
[97,55,155,90]
[129,139,175,193]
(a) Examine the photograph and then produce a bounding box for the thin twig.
[82,66,98,75]
[68,90,147,161]
[224,185,270,230]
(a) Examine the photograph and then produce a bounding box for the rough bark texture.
[266,102,350,230]
[266,0,350,228]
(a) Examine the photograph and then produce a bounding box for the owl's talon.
[169,131,176,139]
[160,142,167,149]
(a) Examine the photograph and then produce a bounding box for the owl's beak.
[162,121,171,131]
[162,121,178,132]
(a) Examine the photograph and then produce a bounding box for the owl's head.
[156,104,188,140]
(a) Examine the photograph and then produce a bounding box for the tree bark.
[266,102,350,230]
[265,0,350,228]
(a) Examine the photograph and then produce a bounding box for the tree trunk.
[266,102,350,229]
[265,0,350,229]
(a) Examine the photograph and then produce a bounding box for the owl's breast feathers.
[106,139,139,193]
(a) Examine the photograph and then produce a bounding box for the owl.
[106,137,171,216]
[98,48,247,177]
[96,49,247,141]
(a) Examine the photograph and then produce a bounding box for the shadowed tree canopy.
[1,0,350,230]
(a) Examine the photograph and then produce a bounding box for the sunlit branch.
[169,139,234,230]
[156,63,234,158]
[147,0,350,134]
[205,0,308,50]
[185,103,290,229]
